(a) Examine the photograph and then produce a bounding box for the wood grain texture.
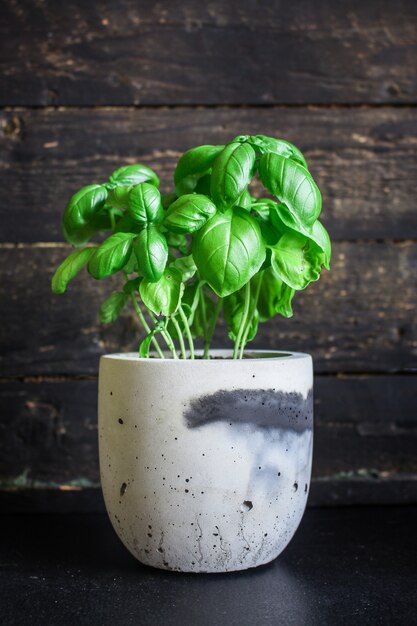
[310,476,417,506]
[0,381,98,485]
[0,377,415,503]
[0,243,416,376]
[1,0,416,105]
[1,107,417,242]
[313,376,417,475]
[1,0,416,507]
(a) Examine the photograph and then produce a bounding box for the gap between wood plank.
[0,371,416,383]
[2,103,417,112]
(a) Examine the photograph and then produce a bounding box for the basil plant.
[52,135,331,359]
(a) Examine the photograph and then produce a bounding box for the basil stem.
[233,281,251,360]
[129,293,164,359]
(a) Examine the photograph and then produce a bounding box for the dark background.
[0,0,416,511]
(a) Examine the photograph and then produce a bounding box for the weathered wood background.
[1,0,416,509]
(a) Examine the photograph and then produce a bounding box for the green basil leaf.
[139,268,184,316]
[139,320,166,358]
[236,189,253,210]
[107,186,133,210]
[133,225,168,282]
[99,291,128,324]
[252,199,287,245]
[51,247,96,294]
[128,183,164,225]
[192,208,265,297]
[257,268,295,320]
[88,232,136,279]
[123,251,138,274]
[248,135,307,169]
[174,145,224,196]
[270,203,331,269]
[164,194,216,234]
[251,198,276,220]
[109,164,160,188]
[259,153,321,227]
[311,221,331,270]
[270,232,324,290]
[165,232,189,255]
[138,331,155,358]
[63,185,108,245]
[63,211,112,246]
[232,135,250,144]
[210,142,256,211]
[170,255,197,281]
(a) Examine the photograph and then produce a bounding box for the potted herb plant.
[52,134,330,573]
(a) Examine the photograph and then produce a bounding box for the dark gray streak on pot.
[184,389,313,432]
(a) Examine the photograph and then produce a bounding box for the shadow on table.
[1,511,314,623]
[1,508,416,626]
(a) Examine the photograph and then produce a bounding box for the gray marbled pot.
[98,350,313,573]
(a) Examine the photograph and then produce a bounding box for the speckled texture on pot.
[98,350,313,573]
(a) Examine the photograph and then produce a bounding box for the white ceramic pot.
[98,350,313,573]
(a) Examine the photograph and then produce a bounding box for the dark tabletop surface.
[0,506,415,626]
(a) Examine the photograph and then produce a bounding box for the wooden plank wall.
[0,0,416,508]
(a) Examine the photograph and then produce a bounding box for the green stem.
[148,311,178,360]
[239,271,264,359]
[129,293,164,359]
[204,297,222,359]
[233,281,251,360]
[188,281,203,328]
[179,306,195,360]
[109,209,116,232]
[199,285,208,345]
[171,316,186,359]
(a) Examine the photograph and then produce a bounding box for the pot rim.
[100,349,311,364]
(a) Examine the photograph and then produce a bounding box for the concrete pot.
[98,350,313,573]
